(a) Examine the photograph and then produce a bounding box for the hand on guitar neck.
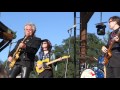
[19,36,29,49]
[57,57,63,61]
[8,56,13,62]
[19,42,26,49]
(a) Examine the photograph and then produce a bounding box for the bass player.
[101,16,120,78]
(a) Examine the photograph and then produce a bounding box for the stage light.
[96,23,106,35]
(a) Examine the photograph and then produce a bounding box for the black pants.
[9,64,32,78]
[38,69,53,78]
[106,67,120,78]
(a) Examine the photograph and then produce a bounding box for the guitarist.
[101,16,120,78]
[7,23,41,78]
[36,39,60,78]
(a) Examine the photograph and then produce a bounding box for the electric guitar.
[35,55,70,74]
[104,29,120,65]
[9,36,28,68]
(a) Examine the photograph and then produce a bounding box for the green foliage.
[87,33,105,57]
[29,69,38,78]
[53,61,74,78]
[103,30,111,45]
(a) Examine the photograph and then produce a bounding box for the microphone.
[67,25,77,33]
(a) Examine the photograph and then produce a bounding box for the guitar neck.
[108,29,120,50]
[13,45,21,58]
[46,58,61,66]
[45,56,70,66]
[108,40,115,51]
[13,36,28,58]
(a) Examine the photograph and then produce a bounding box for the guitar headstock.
[57,55,70,62]
[61,55,70,59]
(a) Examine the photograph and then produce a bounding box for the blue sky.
[0,12,120,62]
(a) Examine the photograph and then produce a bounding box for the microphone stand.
[8,42,12,56]
[64,28,72,78]
[7,41,17,58]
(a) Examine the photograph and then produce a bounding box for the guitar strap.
[38,51,44,60]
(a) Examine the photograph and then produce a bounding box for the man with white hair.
[8,22,41,78]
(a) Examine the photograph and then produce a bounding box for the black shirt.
[9,36,41,68]
[107,28,120,67]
